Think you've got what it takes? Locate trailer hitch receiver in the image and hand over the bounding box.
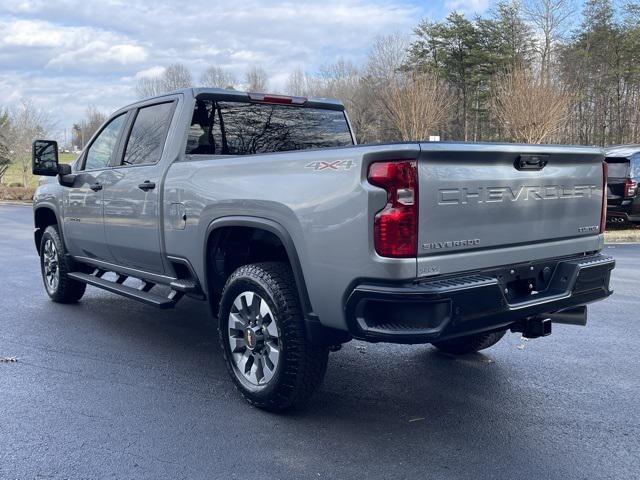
[511,317,552,338]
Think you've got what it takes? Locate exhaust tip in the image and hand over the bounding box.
[548,306,588,326]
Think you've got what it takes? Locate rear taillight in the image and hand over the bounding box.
[624,178,637,197]
[600,161,608,233]
[368,160,418,258]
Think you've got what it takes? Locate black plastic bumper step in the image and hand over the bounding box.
[68,272,177,309]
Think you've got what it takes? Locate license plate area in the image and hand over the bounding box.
[492,261,558,303]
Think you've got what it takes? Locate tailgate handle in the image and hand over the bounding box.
[515,154,548,171]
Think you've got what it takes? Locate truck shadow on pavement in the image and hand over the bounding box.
[55,290,531,420]
[70,290,534,424]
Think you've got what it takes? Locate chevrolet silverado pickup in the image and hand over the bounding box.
[31,88,615,411]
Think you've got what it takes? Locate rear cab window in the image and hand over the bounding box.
[122,102,175,166]
[186,99,353,155]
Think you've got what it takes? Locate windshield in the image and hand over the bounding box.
[606,157,630,178]
[186,100,353,155]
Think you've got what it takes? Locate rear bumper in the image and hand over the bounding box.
[608,201,640,222]
[607,211,640,223]
[344,253,615,344]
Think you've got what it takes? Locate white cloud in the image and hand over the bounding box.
[0,20,70,48]
[0,0,426,138]
[134,66,166,79]
[47,42,148,68]
[1,1,44,15]
[445,0,491,14]
[0,17,147,72]
[229,50,262,63]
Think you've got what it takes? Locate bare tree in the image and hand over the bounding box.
[135,63,193,99]
[200,66,236,89]
[318,60,361,97]
[136,76,165,98]
[162,63,193,91]
[522,0,574,81]
[286,68,308,96]
[71,106,107,150]
[246,66,269,92]
[6,101,54,186]
[491,67,572,143]
[363,34,412,141]
[365,33,410,81]
[379,72,452,141]
[84,107,106,139]
[313,59,381,142]
[0,109,11,183]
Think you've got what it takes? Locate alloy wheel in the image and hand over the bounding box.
[227,291,281,387]
[42,238,59,294]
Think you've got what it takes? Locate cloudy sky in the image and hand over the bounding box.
[0,0,494,140]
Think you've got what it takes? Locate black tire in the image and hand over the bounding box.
[218,262,328,411]
[39,225,86,303]
[431,329,507,355]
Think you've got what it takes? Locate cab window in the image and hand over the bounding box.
[122,102,174,166]
[84,114,126,170]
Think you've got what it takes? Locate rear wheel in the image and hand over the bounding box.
[431,329,507,355]
[39,225,86,303]
[218,262,328,411]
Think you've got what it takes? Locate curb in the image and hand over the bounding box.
[0,201,33,206]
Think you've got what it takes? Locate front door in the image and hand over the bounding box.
[63,113,128,262]
[102,101,176,274]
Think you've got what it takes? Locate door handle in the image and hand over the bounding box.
[138,181,156,191]
[90,182,102,192]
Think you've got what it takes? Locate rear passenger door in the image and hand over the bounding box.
[102,100,177,274]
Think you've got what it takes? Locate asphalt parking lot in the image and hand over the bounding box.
[1,203,639,480]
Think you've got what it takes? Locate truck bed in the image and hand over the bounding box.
[164,141,606,331]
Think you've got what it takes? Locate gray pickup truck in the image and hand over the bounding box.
[32,88,615,410]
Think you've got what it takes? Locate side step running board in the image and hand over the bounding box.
[169,279,205,300]
[68,271,180,309]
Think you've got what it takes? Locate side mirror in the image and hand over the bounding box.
[58,163,72,175]
[32,140,60,176]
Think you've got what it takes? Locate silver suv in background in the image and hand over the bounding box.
[605,145,640,225]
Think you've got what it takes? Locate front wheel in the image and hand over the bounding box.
[218,262,329,411]
[431,329,507,355]
[39,225,86,303]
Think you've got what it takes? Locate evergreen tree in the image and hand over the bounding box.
[408,4,535,141]
[409,12,483,140]
[560,0,622,144]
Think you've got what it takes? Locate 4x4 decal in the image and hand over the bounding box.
[305,160,355,171]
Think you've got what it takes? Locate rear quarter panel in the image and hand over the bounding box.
[162,143,420,330]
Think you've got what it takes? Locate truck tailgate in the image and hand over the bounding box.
[418,143,605,259]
